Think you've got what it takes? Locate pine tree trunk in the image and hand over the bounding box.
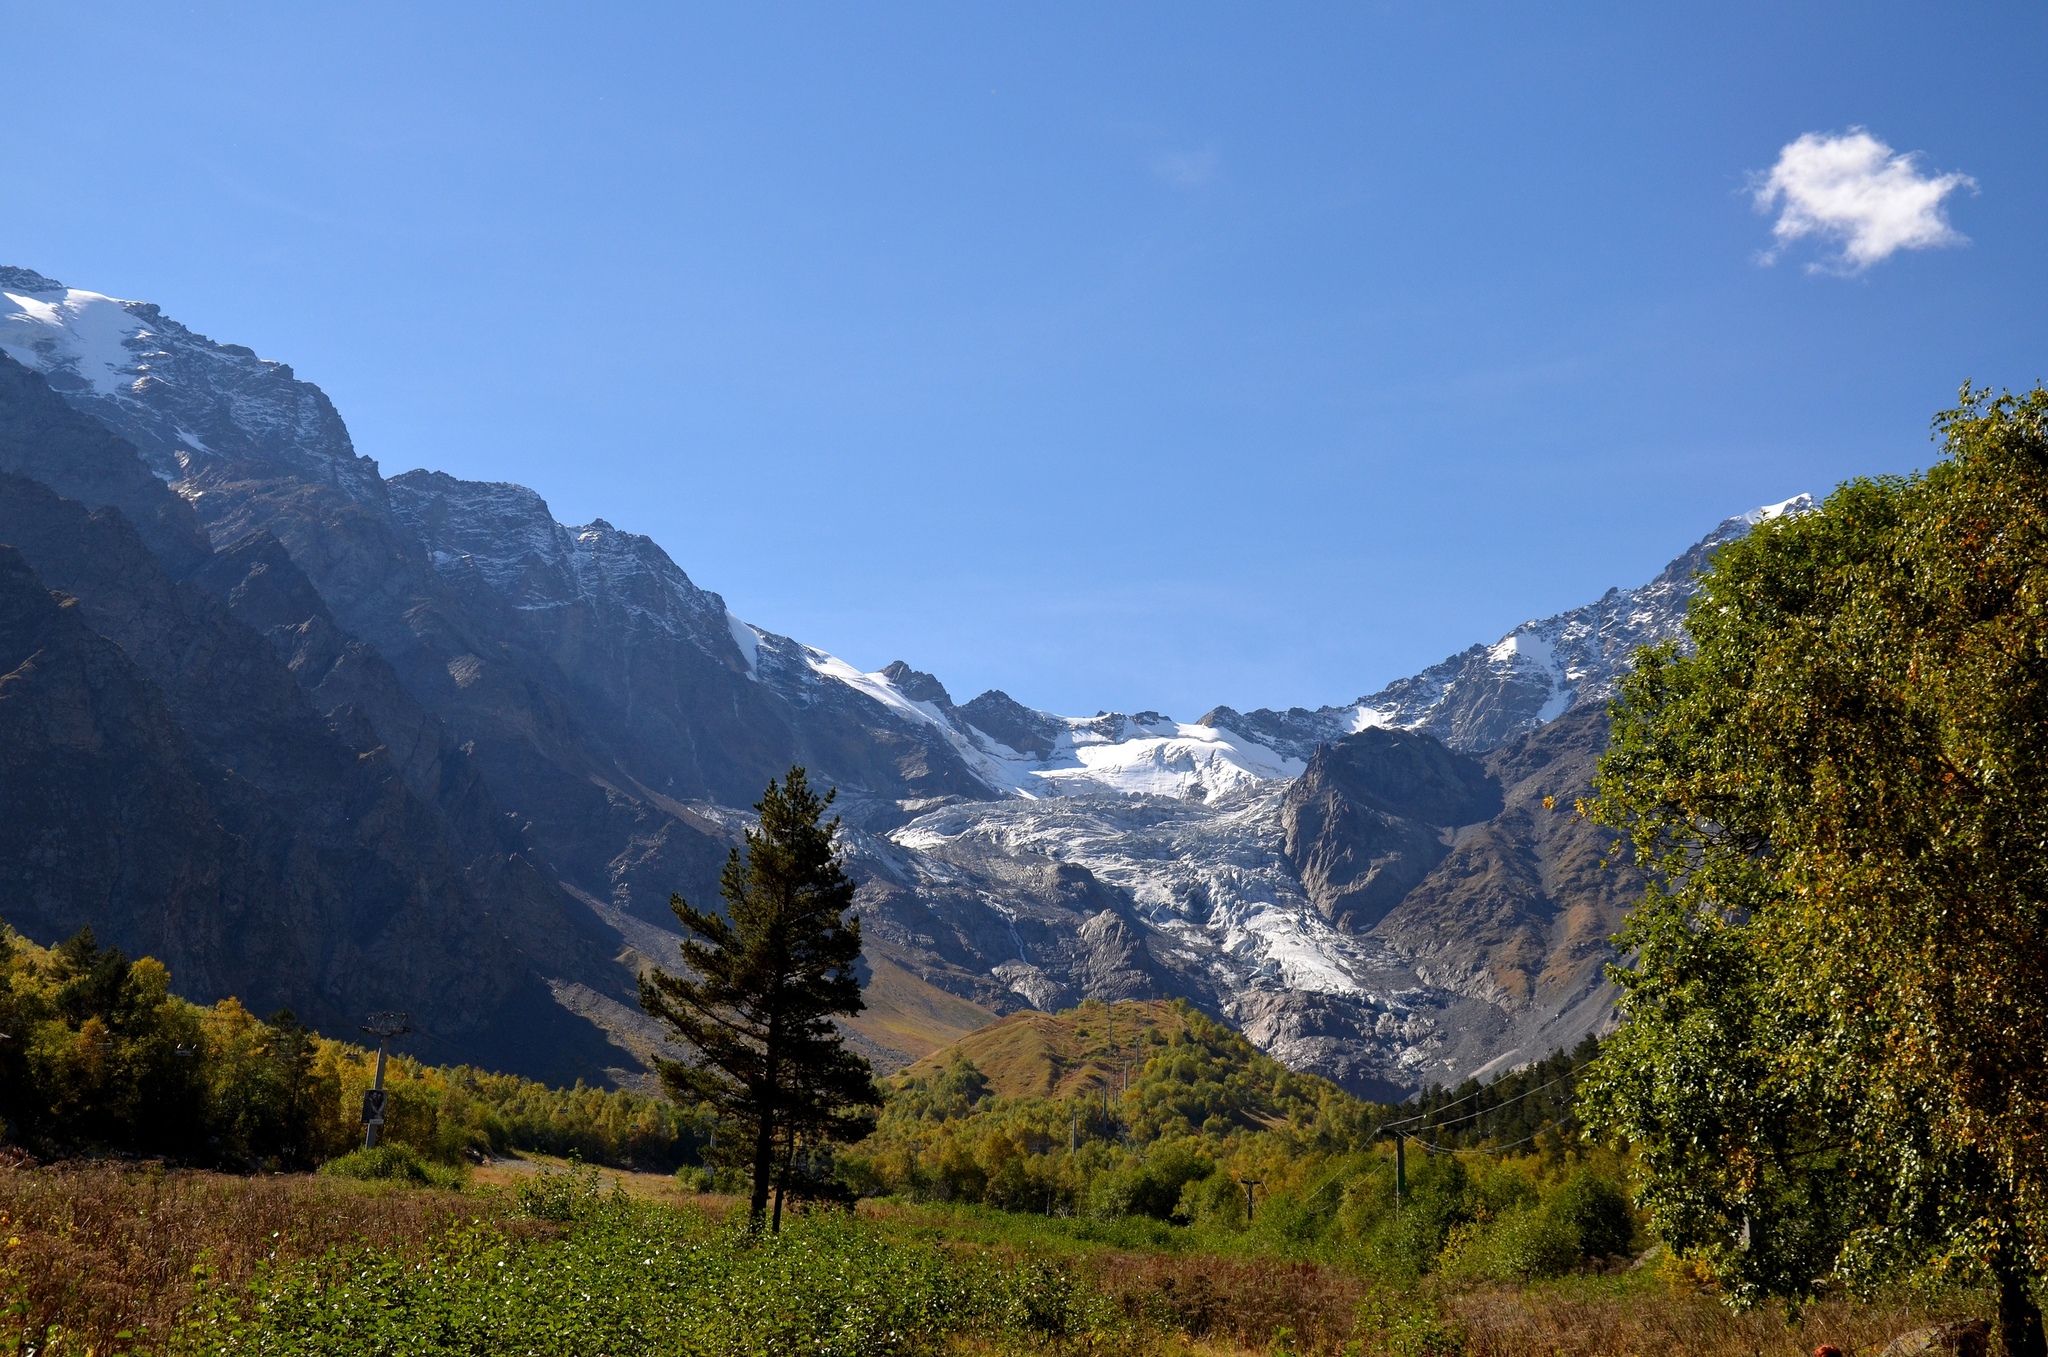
[749,1108,775,1230]
[772,1176,785,1234]
[1997,1254,2045,1357]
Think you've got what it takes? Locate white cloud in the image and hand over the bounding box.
[1752,128,1974,273]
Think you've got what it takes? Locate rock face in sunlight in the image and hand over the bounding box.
[0,263,1795,1092]
[1283,728,1501,933]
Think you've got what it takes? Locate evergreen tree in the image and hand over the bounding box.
[639,767,879,1230]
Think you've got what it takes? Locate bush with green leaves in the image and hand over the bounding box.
[173,1192,1123,1357]
[316,1143,466,1190]
[515,1159,611,1221]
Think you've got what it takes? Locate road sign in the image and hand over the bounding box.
[361,1088,387,1126]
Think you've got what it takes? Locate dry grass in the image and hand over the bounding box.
[466,1150,740,1206]
[1449,1282,1987,1356]
[0,1157,545,1352]
[0,1161,1999,1357]
[1088,1252,1367,1352]
[844,950,1001,1067]
[899,1000,1193,1099]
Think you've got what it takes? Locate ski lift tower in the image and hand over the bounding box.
[359,1011,411,1149]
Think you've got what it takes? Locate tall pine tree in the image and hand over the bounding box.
[639,767,878,1230]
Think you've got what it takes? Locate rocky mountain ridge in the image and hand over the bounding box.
[0,265,1801,1093]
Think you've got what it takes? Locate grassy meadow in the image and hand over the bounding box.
[0,940,2005,1356]
[0,1155,1989,1356]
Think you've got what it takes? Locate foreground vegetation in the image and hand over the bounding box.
[1585,386,2048,1352]
[0,925,705,1171]
[0,1160,1990,1356]
[0,938,2013,1353]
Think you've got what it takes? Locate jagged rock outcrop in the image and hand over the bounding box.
[957,690,1063,759]
[1282,728,1501,932]
[1372,705,1638,1068]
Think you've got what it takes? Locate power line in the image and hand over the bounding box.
[1410,1066,1586,1134]
[1379,1062,1576,1131]
[1410,1129,1546,1157]
[1379,1061,1591,1134]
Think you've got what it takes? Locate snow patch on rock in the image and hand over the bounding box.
[0,284,148,398]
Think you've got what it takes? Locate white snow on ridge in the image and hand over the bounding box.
[727,612,761,678]
[791,647,1305,802]
[1744,493,1816,525]
[1032,721,1302,800]
[805,650,958,737]
[0,285,152,398]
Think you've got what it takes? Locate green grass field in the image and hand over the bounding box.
[0,1160,1988,1357]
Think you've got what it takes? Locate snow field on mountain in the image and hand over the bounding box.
[893,788,1391,1004]
[727,612,762,676]
[0,285,149,398]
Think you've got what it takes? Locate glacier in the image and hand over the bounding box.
[0,261,1813,1093]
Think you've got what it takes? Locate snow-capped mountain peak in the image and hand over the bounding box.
[0,265,380,498]
[1743,493,1816,526]
[1201,496,1814,759]
[0,272,147,399]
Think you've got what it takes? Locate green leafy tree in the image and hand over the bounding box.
[1583,387,2048,1356]
[640,767,879,1230]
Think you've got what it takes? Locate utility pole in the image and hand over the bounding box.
[359,1011,411,1149]
[1239,1176,1262,1222]
[1395,1135,1407,1206]
[1106,1002,1116,1103]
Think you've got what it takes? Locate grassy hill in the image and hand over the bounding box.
[840,951,998,1068]
[897,997,1195,1099]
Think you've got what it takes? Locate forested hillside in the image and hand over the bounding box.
[0,924,701,1171]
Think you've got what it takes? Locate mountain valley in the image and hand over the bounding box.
[0,264,1806,1094]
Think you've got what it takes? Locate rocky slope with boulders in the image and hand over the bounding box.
[0,264,1801,1093]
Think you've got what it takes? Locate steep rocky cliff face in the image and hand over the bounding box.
[0,264,1787,1094]
[1282,729,1501,933]
[1302,712,1638,1080]
[0,352,210,574]
[0,370,627,1080]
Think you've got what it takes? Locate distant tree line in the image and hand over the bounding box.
[0,922,708,1172]
[1407,1036,1602,1153]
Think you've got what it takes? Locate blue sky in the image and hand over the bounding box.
[3,4,2042,717]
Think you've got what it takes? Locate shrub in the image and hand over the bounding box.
[1090,1138,1215,1221]
[317,1143,465,1189]
[516,1159,609,1221]
[1448,1201,1581,1281]
[1552,1169,1635,1259]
